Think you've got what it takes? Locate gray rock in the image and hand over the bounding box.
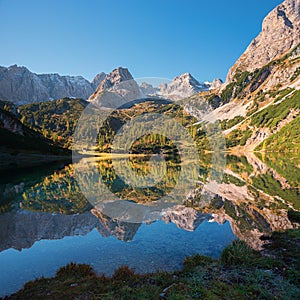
[0,65,95,104]
[89,67,144,107]
[227,0,300,83]
[158,73,207,101]
[91,72,106,89]
[140,73,209,101]
[209,78,223,90]
[140,82,159,95]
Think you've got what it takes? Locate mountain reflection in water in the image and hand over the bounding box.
[0,152,299,296]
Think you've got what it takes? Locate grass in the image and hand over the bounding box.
[220,240,257,266]
[6,228,300,300]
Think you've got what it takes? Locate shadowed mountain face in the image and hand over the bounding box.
[0,101,70,171]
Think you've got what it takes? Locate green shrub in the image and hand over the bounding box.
[226,129,252,148]
[255,115,300,152]
[250,90,300,129]
[183,254,214,270]
[56,263,96,278]
[288,209,300,223]
[221,240,257,266]
[220,116,244,130]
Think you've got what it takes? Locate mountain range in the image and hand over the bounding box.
[0,64,221,104]
[0,0,299,270]
[0,0,299,168]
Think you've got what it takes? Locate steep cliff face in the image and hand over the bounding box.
[227,0,300,83]
[0,65,95,104]
[198,0,300,151]
[94,67,133,91]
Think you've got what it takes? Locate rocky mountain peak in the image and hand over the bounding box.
[139,73,212,101]
[227,0,300,83]
[88,67,143,107]
[157,72,207,101]
[91,72,106,89]
[96,67,134,91]
[209,78,223,90]
[172,72,201,87]
[139,82,159,95]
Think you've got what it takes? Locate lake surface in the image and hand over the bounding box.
[0,152,299,297]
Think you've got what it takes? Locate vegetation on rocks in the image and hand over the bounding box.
[225,129,252,148]
[220,116,244,130]
[255,115,300,152]
[250,90,300,129]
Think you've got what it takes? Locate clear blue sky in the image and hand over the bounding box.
[0,0,283,82]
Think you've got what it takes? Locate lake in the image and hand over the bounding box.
[0,152,299,297]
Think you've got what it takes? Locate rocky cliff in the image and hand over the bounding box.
[91,72,106,89]
[0,65,106,104]
[196,0,300,151]
[88,67,144,107]
[140,74,221,101]
[0,64,217,105]
[158,73,208,101]
[227,0,300,83]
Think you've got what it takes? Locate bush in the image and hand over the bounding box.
[288,209,300,223]
[183,254,214,270]
[56,263,96,278]
[112,266,136,281]
[221,240,258,266]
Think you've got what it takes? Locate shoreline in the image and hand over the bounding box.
[4,219,300,299]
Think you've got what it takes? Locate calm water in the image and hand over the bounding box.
[0,152,299,297]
